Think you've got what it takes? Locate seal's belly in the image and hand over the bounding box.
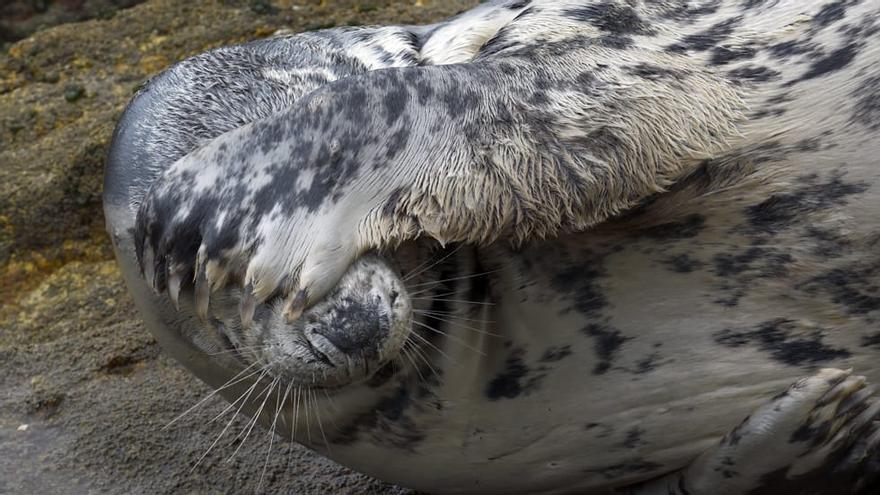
[100,0,880,491]
[318,148,880,493]
[104,133,880,495]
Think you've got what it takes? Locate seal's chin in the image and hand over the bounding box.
[228,255,412,388]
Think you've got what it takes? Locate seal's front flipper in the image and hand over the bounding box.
[136,5,748,322]
[622,368,880,495]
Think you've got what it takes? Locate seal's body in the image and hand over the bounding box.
[105,1,880,493]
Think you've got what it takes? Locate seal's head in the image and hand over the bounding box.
[216,255,414,388]
[100,35,434,392]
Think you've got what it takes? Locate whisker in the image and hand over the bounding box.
[322,389,340,414]
[164,362,261,429]
[311,388,332,455]
[410,332,459,373]
[316,391,340,432]
[407,336,445,378]
[258,381,289,493]
[403,243,464,282]
[400,346,427,383]
[304,384,313,445]
[411,296,495,306]
[294,386,302,440]
[413,311,500,338]
[407,269,502,290]
[192,368,268,473]
[407,328,460,365]
[415,309,495,325]
[231,377,276,444]
[228,376,279,462]
[412,320,486,356]
[206,345,268,356]
[210,370,272,424]
[285,384,299,473]
[413,290,458,299]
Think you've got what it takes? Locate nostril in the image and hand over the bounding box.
[315,300,390,356]
[320,319,384,354]
[389,290,399,305]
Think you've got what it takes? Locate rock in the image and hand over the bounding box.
[0,1,149,46]
[0,1,478,493]
[62,84,84,103]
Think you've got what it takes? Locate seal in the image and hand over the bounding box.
[104,1,880,493]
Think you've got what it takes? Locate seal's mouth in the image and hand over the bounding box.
[220,255,413,388]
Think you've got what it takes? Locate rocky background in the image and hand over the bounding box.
[0,1,477,493]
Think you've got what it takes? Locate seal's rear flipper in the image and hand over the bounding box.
[623,368,880,495]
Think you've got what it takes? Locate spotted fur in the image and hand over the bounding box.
[133,0,746,322]
[103,1,880,493]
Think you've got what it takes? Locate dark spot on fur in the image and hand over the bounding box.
[621,427,646,449]
[713,247,793,278]
[638,214,706,240]
[485,348,545,400]
[799,263,880,315]
[812,0,851,28]
[498,62,517,76]
[582,323,632,375]
[634,352,662,374]
[862,333,880,348]
[333,384,424,450]
[382,77,410,126]
[851,75,880,130]
[710,45,758,66]
[787,43,861,86]
[409,70,435,105]
[745,174,869,234]
[717,456,739,479]
[485,348,528,400]
[626,63,683,80]
[714,319,852,366]
[549,249,609,316]
[383,126,411,161]
[728,65,781,83]
[806,226,852,258]
[767,40,816,60]
[506,0,530,9]
[563,2,654,35]
[529,90,550,106]
[540,345,572,363]
[598,35,634,49]
[663,253,705,273]
[479,26,521,59]
[667,17,742,53]
[711,245,796,307]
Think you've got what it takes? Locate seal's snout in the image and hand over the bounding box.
[244,254,412,388]
[311,296,390,357]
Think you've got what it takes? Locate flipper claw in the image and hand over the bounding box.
[284,290,309,324]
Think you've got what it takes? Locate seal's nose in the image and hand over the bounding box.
[314,295,390,356]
